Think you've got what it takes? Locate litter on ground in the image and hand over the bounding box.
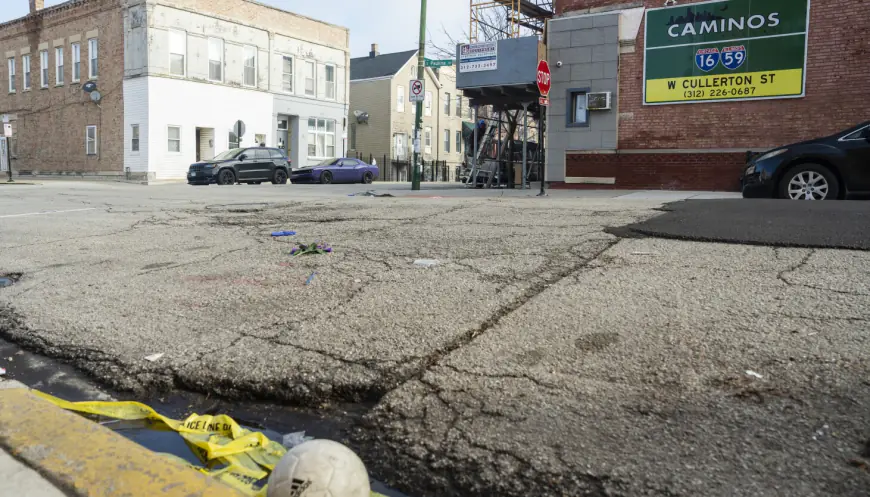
[745,370,763,379]
[271,230,297,237]
[33,391,387,497]
[144,353,165,362]
[290,243,333,256]
[413,259,440,268]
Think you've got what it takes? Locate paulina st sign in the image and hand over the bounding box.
[643,0,810,105]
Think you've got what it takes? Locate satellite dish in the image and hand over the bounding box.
[90,91,102,103]
[353,110,363,117]
[82,81,97,93]
[356,112,369,124]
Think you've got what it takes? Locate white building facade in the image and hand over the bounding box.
[123,0,349,181]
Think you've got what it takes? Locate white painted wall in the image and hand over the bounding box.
[145,76,272,179]
[123,77,149,175]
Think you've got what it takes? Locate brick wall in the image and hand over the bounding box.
[556,0,870,150]
[561,152,746,190]
[0,0,124,175]
[556,0,633,14]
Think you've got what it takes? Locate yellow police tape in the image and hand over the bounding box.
[32,391,386,497]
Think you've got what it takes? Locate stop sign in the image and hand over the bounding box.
[537,60,551,96]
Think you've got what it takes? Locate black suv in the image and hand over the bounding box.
[187,147,291,185]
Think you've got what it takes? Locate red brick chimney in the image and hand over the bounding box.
[29,0,45,14]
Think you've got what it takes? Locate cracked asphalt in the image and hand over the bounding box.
[1,182,868,496]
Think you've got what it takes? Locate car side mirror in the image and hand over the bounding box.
[239,154,248,160]
[862,128,870,141]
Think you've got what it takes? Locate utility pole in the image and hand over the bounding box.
[411,0,427,191]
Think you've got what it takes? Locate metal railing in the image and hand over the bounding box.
[353,152,452,182]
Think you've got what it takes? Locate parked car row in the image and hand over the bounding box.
[742,121,870,200]
[187,147,379,186]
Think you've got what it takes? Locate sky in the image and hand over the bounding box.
[2,0,470,58]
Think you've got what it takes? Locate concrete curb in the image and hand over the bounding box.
[0,388,246,497]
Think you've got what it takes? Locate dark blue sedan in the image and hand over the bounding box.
[290,158,379,184]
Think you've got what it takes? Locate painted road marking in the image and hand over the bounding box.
[0,208,97,219]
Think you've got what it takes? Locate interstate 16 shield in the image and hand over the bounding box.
[694,47,721,73]
[721,45,747,70]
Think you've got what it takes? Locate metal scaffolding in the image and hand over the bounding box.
[469,0,554,43]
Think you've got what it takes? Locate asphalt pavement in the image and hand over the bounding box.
[628,199,870,249]
[0,182,867,497]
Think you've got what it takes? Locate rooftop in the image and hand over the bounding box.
[350,49,418,81]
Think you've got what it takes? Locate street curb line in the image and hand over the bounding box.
[0,388,247,497]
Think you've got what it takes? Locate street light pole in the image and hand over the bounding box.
[411,0,427,191]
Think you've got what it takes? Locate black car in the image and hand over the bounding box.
[742,122,870,200]
[187,147,290,185]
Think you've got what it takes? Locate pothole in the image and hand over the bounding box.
[205,202,274,213]
[0,273,22,288]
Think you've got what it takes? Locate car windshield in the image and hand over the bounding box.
[317,159,338,166]
[213,148,244,160]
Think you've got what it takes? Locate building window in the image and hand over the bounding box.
[394,134,405,159]
[456,130,462,154]
[167,126,181,152]
[243,45,256,87]
[38,51,47,88]
[88,38,98,78]
[424,92,432,116]
[169,30,186,76]
[397,86,405,112]
[208,38,223,82]
[568,89,589,127]
[444,129,450,153]
[424,127,431,153]
[7,58,15,93]
[71,43,80,82]
[86,125,97,155]
[228,131,239,149]
[131,124,140,152]
[23,55,31,90]
[307,118,335,158]
[281,56,293,93]
[324,64,336,100]
[456,95,461,116]
[304,61,315,96]
[55,47,64,85]
[444,92,450,115]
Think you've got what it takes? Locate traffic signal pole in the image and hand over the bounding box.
[411,0,427,191]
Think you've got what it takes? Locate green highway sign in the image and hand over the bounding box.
[425,59,453,68]
[644,0,810,105]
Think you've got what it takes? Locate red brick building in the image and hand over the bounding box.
[548,0,870,191]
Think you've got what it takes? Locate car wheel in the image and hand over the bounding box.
[362,172,373,184]
[779,164,839,200]
[217,168,236,186]
[272,169,288,185]
[320,171,333,184]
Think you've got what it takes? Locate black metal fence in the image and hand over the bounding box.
[353,152,451,182]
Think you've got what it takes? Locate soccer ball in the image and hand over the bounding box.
[267,440,370,497]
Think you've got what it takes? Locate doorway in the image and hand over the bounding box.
[196,127,215,162]
[276,117,290,157]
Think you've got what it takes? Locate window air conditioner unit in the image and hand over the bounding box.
[586,92,612,110]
